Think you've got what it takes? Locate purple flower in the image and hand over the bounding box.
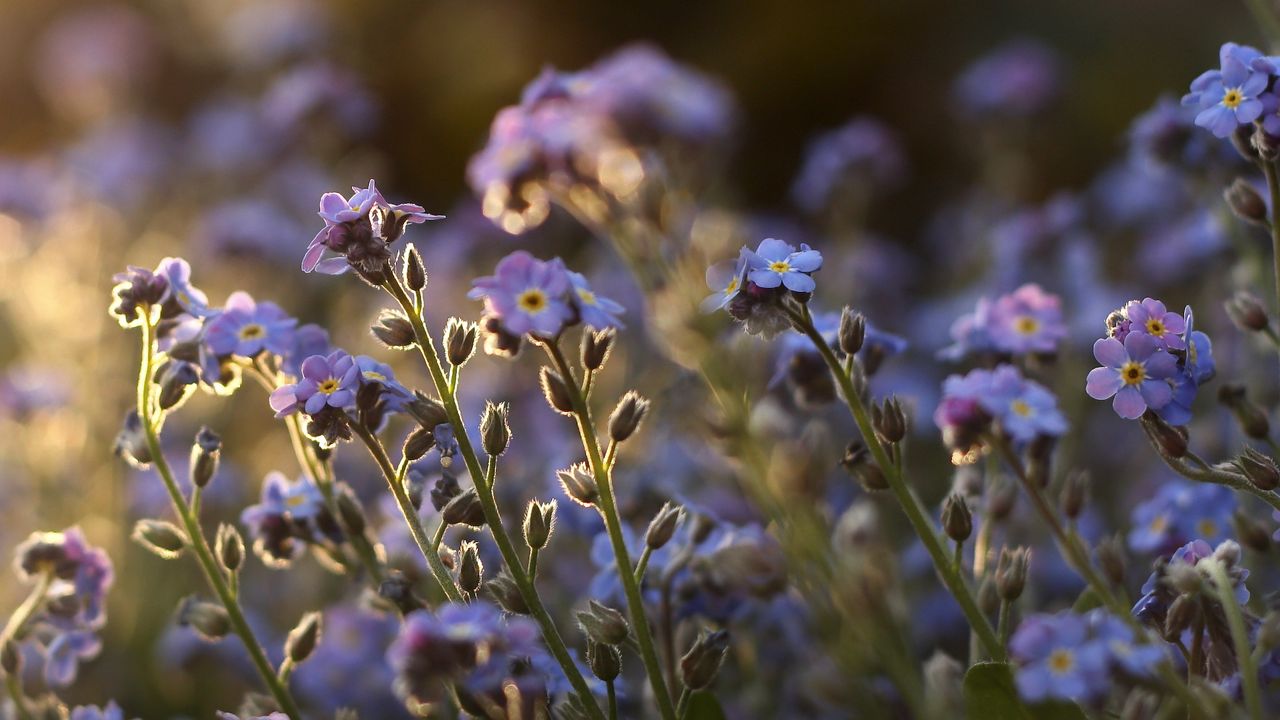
[1085,333,1177,419]
[1123,297,1186,351]
[1184,43,1273,138]
[468,251,575,337]
[1134,540,1250,628]
[1009,612,1111,703]
[155,257,212,318]
[241,472,333,568]
[108,264,171,328]
[1085,610,1165,679]
[983,365,1068,442]
[388,601,541,706]
[204,291,297,359]
[355,355,412,413]
[69,702,126,720]
[568,271,625,329]
[304,179,443,274]
[269,350,360,418]
[1129,480,1235,556]
[790,116,906,213]
[953,39,1062,119]
[743,238,823,293]
[701,249,750,313]
[988,284,1067,354]
[281,324,332,377]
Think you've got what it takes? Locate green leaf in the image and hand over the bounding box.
[684,691,727,720]
[963,662,1087,720]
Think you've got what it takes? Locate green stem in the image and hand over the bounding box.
[0,573,52,648]
[676,688,692,719]
[381,276,606,720]
[1245,0,1280,49]
[543,338,678,720]
[634,545,653,584]
[607,680,618,720]
[528,547,540,581]
[1264,160,1280,332]
[351,424,462,603]
[1208,561,1263,720]
[997,600,1012,648]
[136,315,303,720]
[6,674,31,720]
[787,304,1004,661]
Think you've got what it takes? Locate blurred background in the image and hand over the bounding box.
[0,0,1274,716]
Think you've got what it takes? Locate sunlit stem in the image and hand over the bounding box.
[135,312,303,720]
[785,303,1004,661]
[542,337,678,720]
[379,273,607,720]
[1207,560,1263,720]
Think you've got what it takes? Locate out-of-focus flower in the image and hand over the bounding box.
[1009,611,1109,703]
[953,39,1062,119]
[468,251,575,338]
[241,472,339,568]
[942,284,1066,359]
[1129,480,1235,556]
[935,365,1066,450]
[791,116,906,214]
[305,180,442,274]
[568,271,626,329]
[69,702,128,720]
[702,249,750,313]
[204,291,297,359]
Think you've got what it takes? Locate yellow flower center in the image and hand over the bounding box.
[317,378,340,394]
[577,288,597,306]
[769,260,791,273]
[1197,519,1217,537]
[1149,515,1168,533]
[1014,316,1039,335]
[724,277,739,296]
[1223,88,1244,108]
[363,370,387,383]
[1011,399,1032,417]
[1120,361,1145,386]
[518,289,548,313]
[1144,318,1165,336]
[1048,649,1075,675]
[239,323,265,340]
[286,494,308,508]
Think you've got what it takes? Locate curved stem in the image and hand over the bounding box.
[350,424,462,603]
[542,338,679,720]
[1208,561,1263,720]
[380,276,606,720]
[6,674,31,720]
[786,304,1004,661]
[1264,160,1280,355]
[136,315,302,720]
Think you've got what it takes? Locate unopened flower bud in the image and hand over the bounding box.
[480,401,511,457]
[190,427,222,488]
[379,570,426,615]
[113,410,153,468]
[403,426,433,461]
[586,639,622,682]
[1213,539,1242,568]
[646,502,684,550]
[335,485,367,536]
[581,328,616,371]
[156,361,199,410]
[1167,564,1202,595]
[1219,384,1271,439]
[442,490,487,528]
[578,601,630,645]
[941,494,971,543]
[1236,446,1280,491]
[444,317,478,367]
[680,630,729,690]
[978,576,1000,615]
[429,474,461,512]
[523,500,555,551]
[407,392,448,429]
[1259,611,1280,653]
[995,547,1030,601]
[1235,511,1271,553]
[540,367,574,415]
[285,611,323,664]
[404,245,427,291]
[1,640,19,676]
[557,464,599,507]
[1224,177,1268,226]
[484,573,529,614]
[838,308,866,356]
[215,523,244,574]
[1163,594,1197,640]
[841,441,887,491]
[1146,415,1188,458]
[1060,469,1089,520]
[1225,292,1271,334]
[871,397,907,444]
[458,541,483,594]
[1095,535,1127,587]
[985,475,1018,521]
[371,310,416,349]
[608,391,650,443]
[179,598,231,641]
[132,519,187,559]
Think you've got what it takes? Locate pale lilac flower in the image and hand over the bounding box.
[1085,333,1178,419]
[468,251,575,337]
[743,238,823,293]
